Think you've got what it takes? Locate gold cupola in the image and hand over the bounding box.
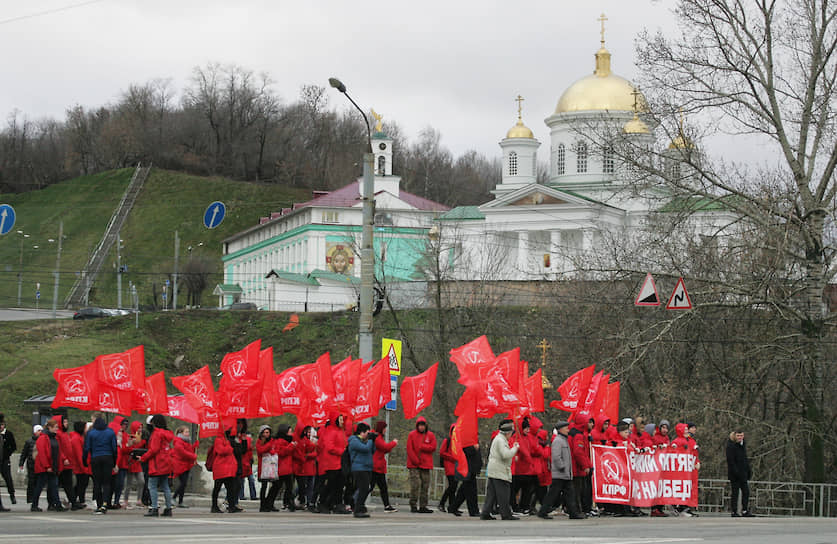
[506,94,535,139]
[555,14,648,114]
[668,109,696,149]
[623,88,651,134]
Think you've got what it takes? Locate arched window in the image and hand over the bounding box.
[377,155,386,176]
[603,145,614,174]
[508,151,518,175]
[556,144,565,175]
[666,158,682,180]
[576,142,588,173]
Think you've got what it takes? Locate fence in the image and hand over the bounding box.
[382,467,837,517]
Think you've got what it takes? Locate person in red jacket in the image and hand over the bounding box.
[32,418,63,512]
[121,421,146,509]
[317,411,350,514]
[438,424,458,513]
[406,416,437,513]
[370,420,398,512]
[210,431,242,513]
[590,414,610,445]
[139,414,174,517]
[294,425,318,510]
[533,427,552,512]
[70,421,90,508]
[237,430,257,503]
[108,416,128,508]
[568,412,594,516]
[54,415,82,510]
[517,417,543,514]
[654,420,671,447]
[264,424,297,512]
[170,426,198,508]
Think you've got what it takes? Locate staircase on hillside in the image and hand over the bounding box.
[64,163,152,309]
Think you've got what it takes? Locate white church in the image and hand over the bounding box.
[218,20,736,311]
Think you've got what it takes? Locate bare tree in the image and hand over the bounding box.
[601,0,837,482]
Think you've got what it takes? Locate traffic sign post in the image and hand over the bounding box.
[666,277,693,310]
[634,273,660,306]
[0,204,16,235]
[381,338,402,439]
[204,201,226,229]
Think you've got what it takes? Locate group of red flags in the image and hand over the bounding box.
[443,336,546,477]
[52,340,395,437]
[550,364,620,424]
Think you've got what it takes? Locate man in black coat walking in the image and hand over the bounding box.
[726,430,754,517]
[0,413,17,507]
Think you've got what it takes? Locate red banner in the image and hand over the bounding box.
[401,362,438,419]
[592,445,698,507]
[552,364,595,413]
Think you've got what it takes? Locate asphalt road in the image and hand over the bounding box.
[1,505,835,544]
[0,308,74,321]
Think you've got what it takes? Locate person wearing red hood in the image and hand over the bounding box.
[533,427,552,512]
[294,425,318,510]
[108,416,128,509]
[407,416,437,513]
[70,421,91,508]
[590,414,611,445]
[370,420,398,512]
[265,423,297,512]
[317,411,350,514]
[568,412,594,517]
[139,414,174,517]
[54,415,82,510]
[171,425,198,508]
[438,424,458,513]
[511,417,541,515]
[121,421,146,509]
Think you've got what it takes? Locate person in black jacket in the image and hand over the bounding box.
[447,443,483,517]
[18,425,42,504]
[0,414,17,507]
[726,430,754,517]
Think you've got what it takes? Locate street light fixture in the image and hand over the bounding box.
[329,76,375,365]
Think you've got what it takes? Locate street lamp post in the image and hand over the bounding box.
[51,221,63,319]
[17,230,29,306]
[329,77,375,365]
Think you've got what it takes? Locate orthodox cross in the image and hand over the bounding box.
[515,94,525,121]
[598,13,608,46]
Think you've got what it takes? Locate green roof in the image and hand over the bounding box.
[436,206,486,221]
[658,195,737,213]
[265,269,360,286]
[213,284,242,293]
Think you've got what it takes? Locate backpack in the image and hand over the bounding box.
[205,441,216,472]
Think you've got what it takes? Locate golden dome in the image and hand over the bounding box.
[506,119,534,139]
[555,44,648,114]
[623,113,650,135]
[668,134,695,149]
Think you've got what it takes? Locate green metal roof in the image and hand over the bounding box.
[309,269,360,285]
[265,271,320,286]
[265,269,360,286]
[436,206,486,221]
[214,284,243,293]
[658,195,737,213]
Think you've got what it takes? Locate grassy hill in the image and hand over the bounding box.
[0,169,310,310]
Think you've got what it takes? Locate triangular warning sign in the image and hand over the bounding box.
[634,273,660,306]
[387,344,398,372]
[666,277,692,310]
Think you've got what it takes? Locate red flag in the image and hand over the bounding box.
[332,358,362,413]
[171,365,218,411]
[274,365,305,415]
[450,389,478,477]
[165,395,201,424]
[524,369,545,413]
[219,340,262,389]
[298,353,335,426]
[141,371,168,414]
[553,365,595,413]
[96,345,146,411]
[493,348,521,394]
[353,359,389,420]
[599,381,620,423]
[450,336,495,377]
[257,347,281,416]
[198,407,223,438]
[580,370,606,414]
[52,363,98,410]
[401,362,438,419]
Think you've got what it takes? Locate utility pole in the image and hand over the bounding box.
[52,221,63,319]
[173,230,179,310]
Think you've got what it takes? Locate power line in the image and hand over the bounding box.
[0,0,109,26]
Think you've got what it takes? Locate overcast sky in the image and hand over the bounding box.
[0,0,682,161]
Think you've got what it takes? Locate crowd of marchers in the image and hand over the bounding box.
[0,411,754,519]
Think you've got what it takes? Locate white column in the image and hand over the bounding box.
[550,230,562,275]
[517,231,529,275]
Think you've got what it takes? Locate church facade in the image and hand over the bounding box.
[219,19,737,311]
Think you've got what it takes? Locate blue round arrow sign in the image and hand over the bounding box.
[204,201,226,229]
[0,204,16,235]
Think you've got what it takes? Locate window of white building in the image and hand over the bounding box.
[509,151,518,175]
[556,144,565,175]
[576,142,588,173]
